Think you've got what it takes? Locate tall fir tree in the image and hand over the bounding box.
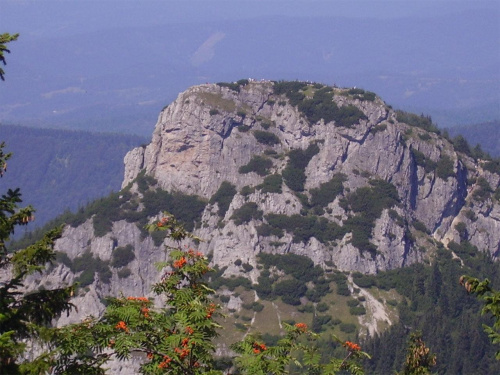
[0,33,75,374]
[0,32,19,80]
[0,142,75,373]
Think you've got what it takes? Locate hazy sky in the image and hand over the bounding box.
[1,0,498,134]
[3,0,498,38]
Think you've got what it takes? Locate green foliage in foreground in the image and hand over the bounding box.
[3,48,74,373]
[52,213,369,374]
[232,326,369,375]
[460,276,500,360]
[0,142,75,374]
[0,33,19,80]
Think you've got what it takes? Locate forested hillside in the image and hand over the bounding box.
[363,245,500,373]
[447,120,500,158]
[0,124,147,227]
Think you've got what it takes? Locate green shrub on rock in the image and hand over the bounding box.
[282,143,320,192]
[253,130,280,145]
[239,156,273,176]
[210,181,237,217]
[111,244,135,268]
[231,202,263,225]
[257,174,283,193]
[436,155,455,180]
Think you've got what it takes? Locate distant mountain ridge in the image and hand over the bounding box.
[447,120,500,158]
[0,124,147,227]
[1,8,498,135]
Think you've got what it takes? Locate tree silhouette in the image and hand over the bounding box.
[0,33,19,80]
[0,34,75,374]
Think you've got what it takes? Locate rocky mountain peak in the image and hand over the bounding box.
[21,80,500,373]
[123,81,391,199]
[119,80,499,274]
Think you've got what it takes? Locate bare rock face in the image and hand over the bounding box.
[42,82,500,305]
[120,81,499,275]
[43,81,499,307]
[30,80,499,373]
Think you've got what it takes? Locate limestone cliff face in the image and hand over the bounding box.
[120,81,498,274]
[25,81,499,373]
[34,80,499,316]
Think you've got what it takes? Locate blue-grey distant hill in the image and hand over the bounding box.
[0,125,147,228]
[447,120,500,158]
[1,2,498,136]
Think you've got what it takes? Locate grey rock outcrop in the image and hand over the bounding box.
[29,80,500,373]
[40,81,498,304]
[120,82,498,274]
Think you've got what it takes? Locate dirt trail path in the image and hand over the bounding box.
[348,275,393,337]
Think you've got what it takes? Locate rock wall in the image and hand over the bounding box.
[29,80,499,315]
[121,81,499,273]
[26,80,500,373]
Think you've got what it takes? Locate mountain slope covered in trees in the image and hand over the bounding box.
[363,245,500,373]
[0,124,147,227]
[447,120,500,158]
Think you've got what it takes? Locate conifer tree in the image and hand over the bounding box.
[0,32,19,80]
[0,35,75,374]
[0,141,75,374]
[461,275,500,360]
[398,331,436,375]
